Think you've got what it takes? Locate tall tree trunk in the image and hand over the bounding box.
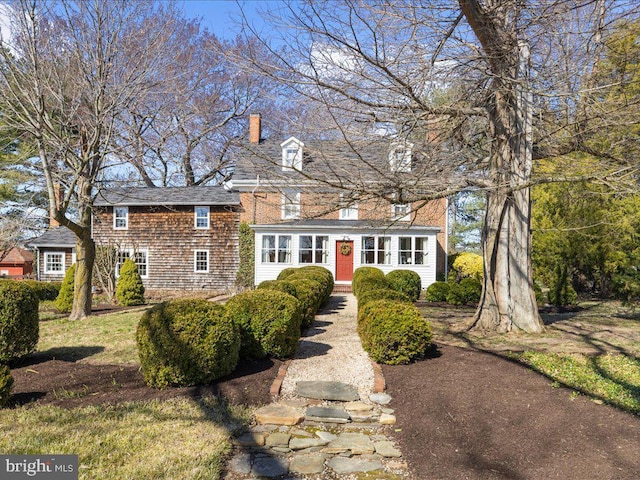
[69,179,95,321]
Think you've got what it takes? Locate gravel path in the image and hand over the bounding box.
[280,294,374,400]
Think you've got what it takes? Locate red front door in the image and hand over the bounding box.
[335,241,354,281]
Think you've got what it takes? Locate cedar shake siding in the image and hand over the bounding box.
[93,187,240,293]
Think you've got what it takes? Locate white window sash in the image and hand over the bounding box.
[194,206,210,229]
[194,250,209,273]
[113,206,128,230]
[44,252,65,274]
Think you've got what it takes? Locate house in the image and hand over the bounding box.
[29,227,77,282]
[0,247,34,279]
[92,186,240,293]
[232,114,448,289]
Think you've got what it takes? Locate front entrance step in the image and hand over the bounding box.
[296,380,360,401]
[332,284,353,293]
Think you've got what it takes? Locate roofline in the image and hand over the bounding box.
[94,199,241,207]
[250,223,442,233]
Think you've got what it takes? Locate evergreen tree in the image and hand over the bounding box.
[116,258,145,306]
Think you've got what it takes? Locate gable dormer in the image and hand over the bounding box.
[389,141,413,173]
[281,137,304,172]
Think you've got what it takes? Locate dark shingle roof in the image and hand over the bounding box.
[28,227,76,248]
[94,186,240,207]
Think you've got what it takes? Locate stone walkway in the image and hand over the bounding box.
[223,295,412,479]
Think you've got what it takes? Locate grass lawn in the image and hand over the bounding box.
[420,300,640,415]
[2,306,252,480]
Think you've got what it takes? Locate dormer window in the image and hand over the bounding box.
[281,137,304,171]
[390,143,413,173]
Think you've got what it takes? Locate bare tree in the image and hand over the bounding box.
[237,0,640,333]
[0,0,177,319]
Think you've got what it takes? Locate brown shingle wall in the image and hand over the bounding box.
[93,205,239,292]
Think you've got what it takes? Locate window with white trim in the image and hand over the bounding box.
[281,138,303,171]
[282,191,301,220]
[339,194,358,220]
[392,203,411,221]
[399,236,428,265]
[361,236,391,265]
[194,250,209,272]
[114,206,128,229]
[44,252,65,274]
[299,235,329,264]
[261,235,292,264]
[116,249,148,278]
[390,145,412,172]
[194,206,210,229]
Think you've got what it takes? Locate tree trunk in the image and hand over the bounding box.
[69,179,95,321]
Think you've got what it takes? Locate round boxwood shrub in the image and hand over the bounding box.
[257,280,298,298]
[23,280,61,301]
[136,299,239,388]
[296,266,334,304]
[446,277,482,306]
[352,266,385,297]
[357,299,432,365]
[0,280,39,363]
[224,289,302,359]
[277,268,298,280]
[386,270,421,301]
[357,276,391,297]
[424,281,450,302]
[0,364,13,408]
[287,277,324,328]
[357,288,411,311]
[55,263,75,313]
[116,258,145,306]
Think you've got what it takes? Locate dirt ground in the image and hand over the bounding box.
[383,345,640,479]
[9,353,281,409]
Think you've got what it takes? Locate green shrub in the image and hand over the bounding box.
[0,365,13,408]
[257,280,298,298]
[116,258,145,306]
[0,281,39,363]
[386,270,421,301]
[224,290,301,359]
[356,276,391,297]
[358,299,432,365]
[352,267,385,297]
[236,221,255,288]
[136,299,239,388]
[55,263,75,313]
[285,266,334,305]
[23,280,61,301]
[446,277,482,306]
[357,288,411,310]
[424,281,451,302]
[287,278,323,328]
[450,252,483,281]
[548,265,577,306]
[277,268,298,280]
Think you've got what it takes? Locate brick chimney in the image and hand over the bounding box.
[249,113,261,144]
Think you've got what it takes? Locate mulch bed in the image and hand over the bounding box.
[383,344,640,480]
[9,354,281,409]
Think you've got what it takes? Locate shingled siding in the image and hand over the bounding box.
[92,205,239,292]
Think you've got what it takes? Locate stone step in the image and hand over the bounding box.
[295,381,360,401]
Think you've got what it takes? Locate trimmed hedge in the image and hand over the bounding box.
[23,280,61,301]
[424,281,451,302]
[257,280,298,298]
[55,263,75,313]
[136,299,239,388]
[446,277,482,306]
[0,281,39,363]
[116,258,145,306]
[356,276,391,297]
[287,277,324,328]
[386,270,421,301]
[352,267,385,297]
[358,299,432,365]
[357,288,411,310]
[225,289,302,359]
[0,364,12,408]
[284,266,334,306]
[277,268,298,281]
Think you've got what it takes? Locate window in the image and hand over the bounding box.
[284,147,298,170]
[339,195,358,220]
[392,203,411,221]
[261,235,292,264]
[194,206,210,229]
[399,236,428,265]
[117,249,148,278]
[281,138,304,171]
[390,145,412,172]
[361,236,391,265]
[282,191,301,220]
[114,206,128,229]
[44,252,65,274]
[299,235,329,264]
[194,250,209,273]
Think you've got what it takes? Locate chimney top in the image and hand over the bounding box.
[249,113,261,144]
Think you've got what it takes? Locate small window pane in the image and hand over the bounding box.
[262,235,276,263]
[195,206,209,229]
[362,236,375,264]
[278,235,292,263]
[315,236,329,263]
[299,235,313,263]
[399,237,412,264]
[195,250,209,272]
[415,237,427,265]
[114,207,128,229]
[45,253,64,273]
